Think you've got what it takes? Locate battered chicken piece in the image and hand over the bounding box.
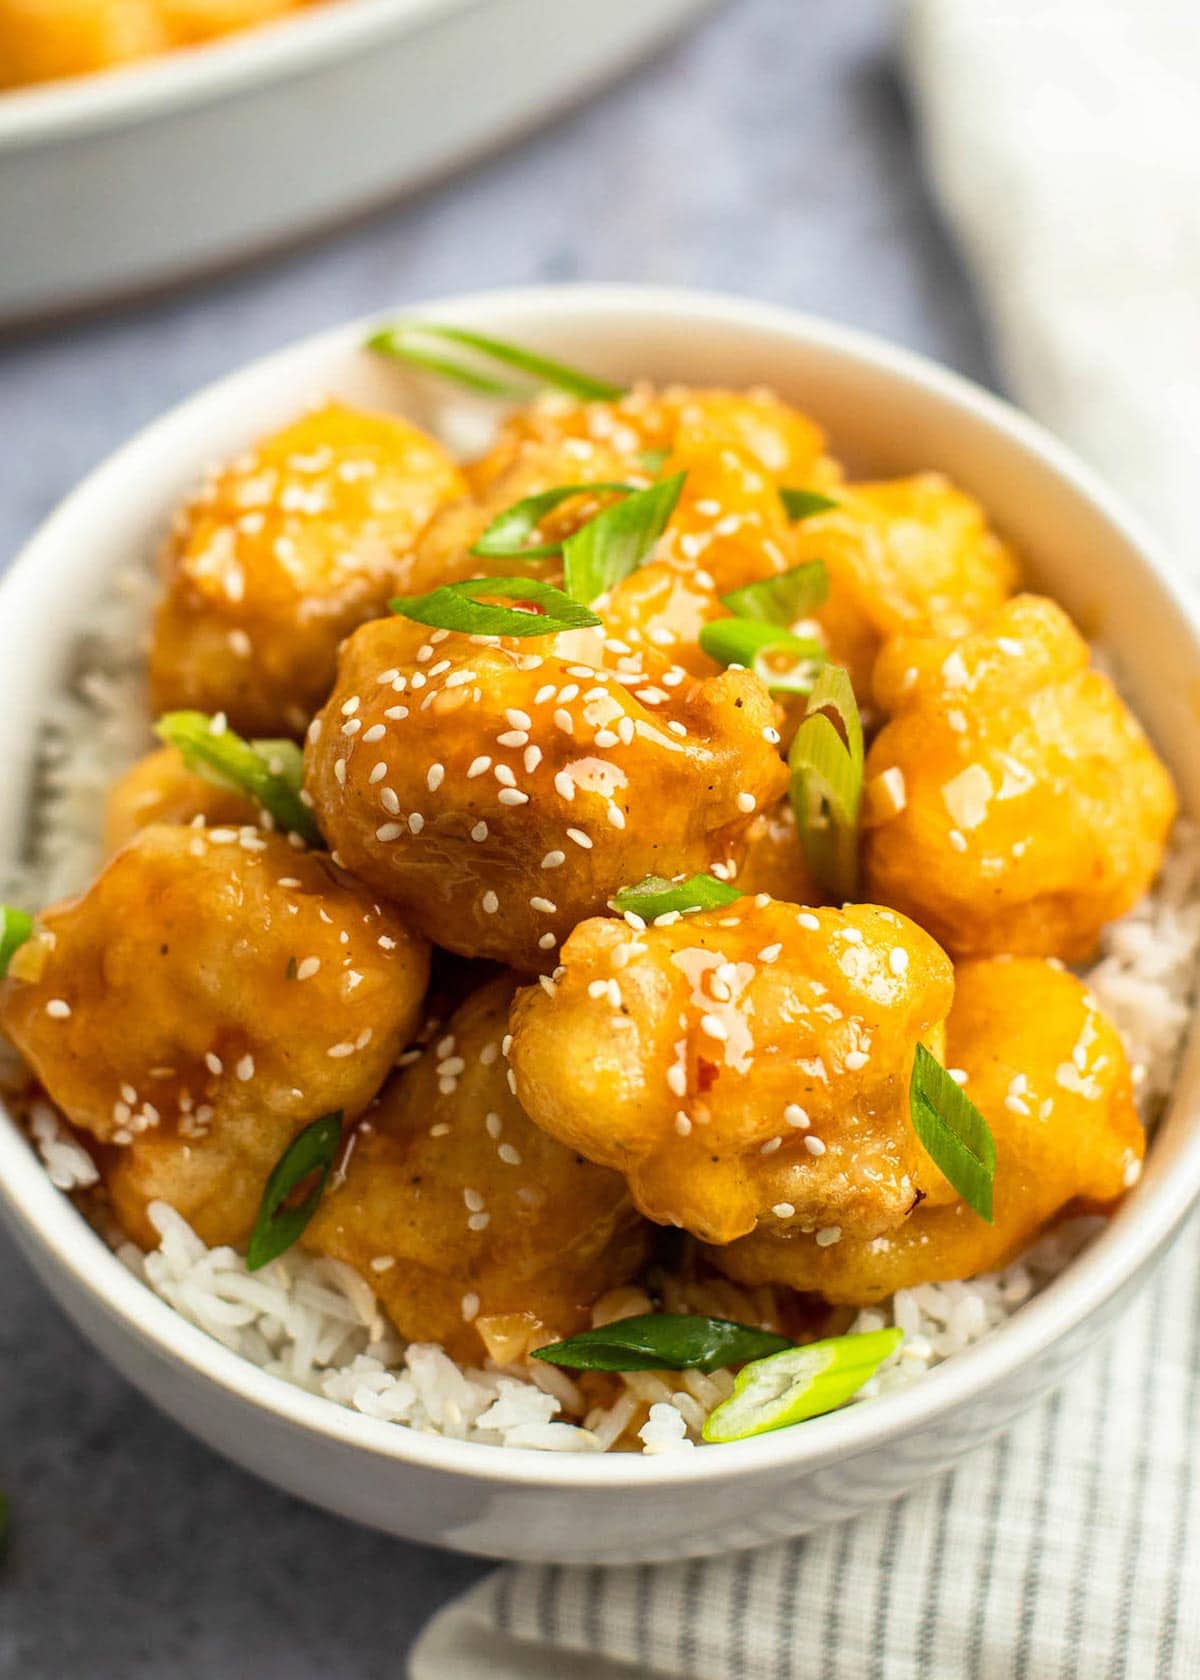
[470,384,835,496]
[404,435,641,599]
[711,958,1144,1302]
[149,403,466,738]
[789,474,1018,697]
[863,594,1177,961]
[305,977,650,1363]
[734,798,823,906]
[508,898,955,1247]
[0,825,429,1250]
[305,614,787,971]
[103,745,258,853]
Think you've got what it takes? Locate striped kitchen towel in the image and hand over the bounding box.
[412,3,1200,1672]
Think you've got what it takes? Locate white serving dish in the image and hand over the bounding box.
[0,0,713,326]
[0,284,1198,1564]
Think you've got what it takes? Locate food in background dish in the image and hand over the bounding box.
[0,325,1185,1453]
[0,0,333,90]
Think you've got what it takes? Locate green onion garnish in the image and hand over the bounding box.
[719,559,829,624]
[0,907,34,976]
[638,447,670,474]
[701,1328,902,1442]
[561,472,687,604]
[366,322,625,403]
[787,664,863,901]
[611,872,742,919]
[390,576,601,638]
[910,1044,996,1223]
[532,1312,792,1373]
[156,713,321,847]
[779,488,839,521]
[698,617,826,697]
[246,1111,343,1272]
[470,482,637,561]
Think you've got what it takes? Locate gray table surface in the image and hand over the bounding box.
[0,2,999,1673]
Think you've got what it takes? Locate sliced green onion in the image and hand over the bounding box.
[638,447,671,474]
[0,907,34,977]
[155,713,321,847]
[702,1328,903,1442]
[720,559,829,625]
[246,1111,343,1272]
[780,488,839,521]
[366,322,625,402]
[390,576,601,638]
[562,472,687,604]
[532,1313,792,1373]
[910,1044,996,1223]
[787,664,863,901]
[611,873,742,919]
[471,482,637,560]
[699,617,826,696]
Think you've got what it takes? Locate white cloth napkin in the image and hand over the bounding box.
[412,5,1200,1672]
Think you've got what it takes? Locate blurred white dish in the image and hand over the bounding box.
[1,284,1198,1563]
[0,0,714,325]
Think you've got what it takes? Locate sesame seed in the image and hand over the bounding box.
[341,697,360,716]
[797,912,820,931]
[760,1136,782,1155]
[758,943,782,963]
[334,759,347,787]
[384,706,408,721]
[467,1212,491,1232]
[375,822,403,841]
[674,1112,693,1136]
[538,932,557,949]
[498,788,529,806]
[497,730,528,748]
[327,1042,356,1058]
[588,980,609,999]
[427,763,445,792]
[554,709,574,735]
[235,1054,255,1081]
[461,1292,480,1321]
[45,999,71,1019]
[815,1226,842,1247]
[380,788,400,814]
[341,718,362,736]
[524,745,543,773]
[535,684,556,704]
[607,806,626,830]
[667,1065,687,1097]
[361,724,386,744]
[467,756,492,778]
[889,948,909,976]
[784,1104,810,1129]
[464,1188,484,1212]
[566,827,592,849]
[700,1014,727,1041]
[845,1050,869,1071]
[804,1135,826,1156]
[772,1203,795,1219]
[736,792,756,813]
[530,896,556,914]
[296,957,321,980]
[409,813,425,834]
[554,772,575,801]
[506,708,532,730]
[482,891,500,915]
[369,762,387,784]
[541,850,565,869]
[595,729,619,749]
[498,1143,522,1166]
[205,1053,224,1076]
[494,763,516,787]
[471,821,489,842]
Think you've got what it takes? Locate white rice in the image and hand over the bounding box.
[9,572,1200,1450]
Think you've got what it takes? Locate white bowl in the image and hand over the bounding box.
[1,284,1198,1564]
[0,0,713,326]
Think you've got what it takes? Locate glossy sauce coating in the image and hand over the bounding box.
[304,614,787,971]
[710,957,1144,1300]
[149,402,465,737]
[508,898,955,1247]
[0,824,429,1248]
[305,976,651,1363]
[863,594,1177,960]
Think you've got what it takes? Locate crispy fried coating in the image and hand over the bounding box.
[508,898,954,1247]
[305,976,651,1362]
[304,614,787,970]
[791,474,1018,697]
[103,745,258,854]
[863,594,1177,961]
[0,824,429,1249]
[710,958,1143,1302]
[149,403,466,738]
